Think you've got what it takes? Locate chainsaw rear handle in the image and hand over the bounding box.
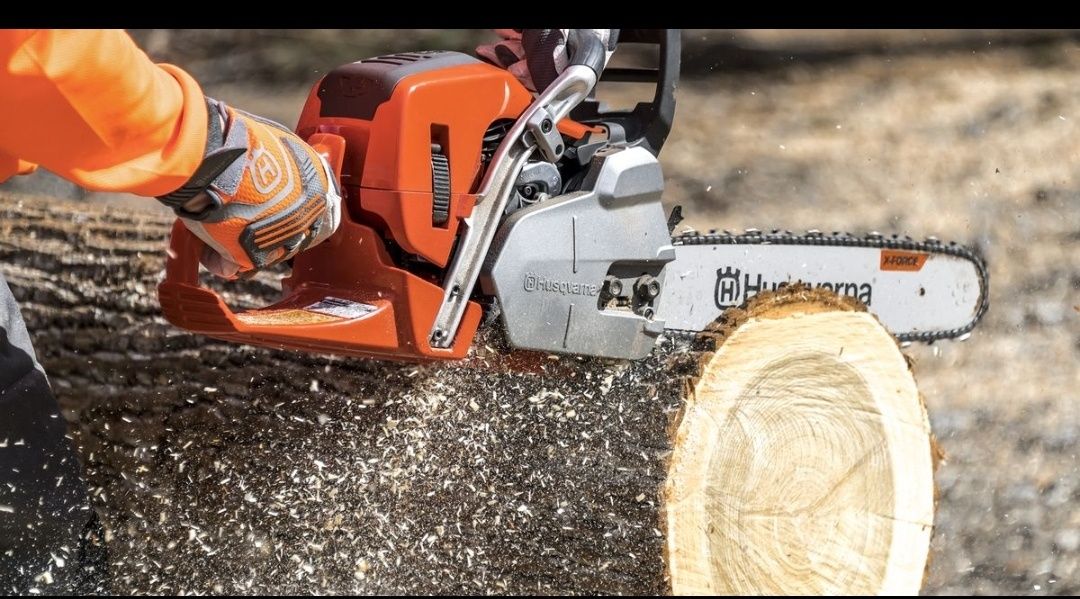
[159,131,481,360]
[162,135,341,289]
[161,133,343,298]
[163,133,346,288]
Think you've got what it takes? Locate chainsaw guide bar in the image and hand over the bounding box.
[660,229,989,343]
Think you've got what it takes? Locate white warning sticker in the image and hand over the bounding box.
[305,297,377,319]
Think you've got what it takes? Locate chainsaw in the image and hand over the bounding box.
[158,29,989,361]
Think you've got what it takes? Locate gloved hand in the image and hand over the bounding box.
[477,29,617,93]
[156,97,341,279]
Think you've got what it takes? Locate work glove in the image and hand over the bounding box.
[477,29,617,93]
[156,97,341,279]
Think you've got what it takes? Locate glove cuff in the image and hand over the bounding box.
[155,97,244,216]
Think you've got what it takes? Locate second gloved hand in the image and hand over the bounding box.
[157,97,341,279]
[477,29,616,93]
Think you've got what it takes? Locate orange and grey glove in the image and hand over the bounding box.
[157,97,341,279]
[477,29,617,92]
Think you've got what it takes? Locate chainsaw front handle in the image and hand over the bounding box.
[566,29,608,75]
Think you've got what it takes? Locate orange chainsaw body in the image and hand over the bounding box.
[160,52,551,361]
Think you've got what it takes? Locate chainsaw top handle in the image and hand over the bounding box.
[429,30,680,349]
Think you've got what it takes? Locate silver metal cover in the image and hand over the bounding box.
[481,146,676,359]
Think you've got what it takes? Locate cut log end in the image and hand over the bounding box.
[664,288,935,595]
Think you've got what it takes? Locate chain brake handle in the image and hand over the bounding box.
[573,29,681,156]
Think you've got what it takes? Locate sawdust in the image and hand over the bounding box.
[74,348,703,594]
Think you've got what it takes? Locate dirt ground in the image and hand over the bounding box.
[2,32,1078,595]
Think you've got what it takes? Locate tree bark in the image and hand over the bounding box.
[0,193,934,595]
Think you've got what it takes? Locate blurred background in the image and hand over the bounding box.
[2,29,1079,595]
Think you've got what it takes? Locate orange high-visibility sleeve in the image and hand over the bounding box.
[0,29,207,196]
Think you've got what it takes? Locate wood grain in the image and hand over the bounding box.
[665,297,934,595]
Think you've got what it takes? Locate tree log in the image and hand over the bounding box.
[0,194,934,595]
[665,293,936,595]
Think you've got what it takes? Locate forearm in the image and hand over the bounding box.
[0,29,207,196]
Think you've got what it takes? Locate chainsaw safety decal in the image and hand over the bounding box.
[305,297,378,319]
[880,250,928,272]
[235,309,340,326]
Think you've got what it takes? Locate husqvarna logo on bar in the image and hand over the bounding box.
[714,267,874,308]
[715,267,742,308]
